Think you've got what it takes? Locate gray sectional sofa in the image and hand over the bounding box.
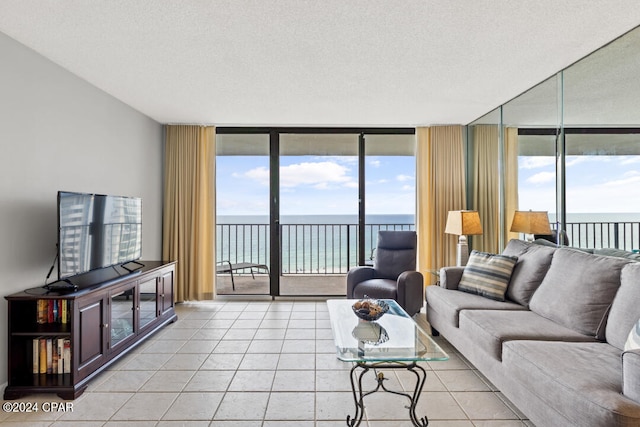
[425,239,640,427]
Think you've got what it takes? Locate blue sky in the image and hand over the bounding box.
[518,155,640,214]
[216,155,416,216]
[217,153,640,217]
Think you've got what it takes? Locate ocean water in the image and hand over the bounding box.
[217,214,415,225]
[552,213,640,250]
[216,213,640,274]
[216,214,415,274]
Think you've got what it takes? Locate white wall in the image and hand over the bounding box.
[0,32,164,385]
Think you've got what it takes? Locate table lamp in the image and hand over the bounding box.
[445,210,483,266]
[510,210,551,241]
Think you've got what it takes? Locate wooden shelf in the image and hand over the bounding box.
[4,261,177,400]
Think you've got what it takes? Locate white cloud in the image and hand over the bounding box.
[396,174,413,182]
[280,161,353,188]
[565,157,589,167]
[526,172,555,184]
[600,173,640,187]
[320,155,358,165]
[620,156,640,165]
[369,159,381,168]
[519,157,555,169]
[240,161,355,189]
[242,166,270,185]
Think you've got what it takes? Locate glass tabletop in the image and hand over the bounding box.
[327,299,449,363]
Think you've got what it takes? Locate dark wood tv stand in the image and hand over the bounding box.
[4,261,177,400]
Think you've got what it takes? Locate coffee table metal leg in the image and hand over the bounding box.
[347,363,369,426]
[346,362,429,427]
[406,363,429,427]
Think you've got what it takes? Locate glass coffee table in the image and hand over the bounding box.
[327,299,448,427]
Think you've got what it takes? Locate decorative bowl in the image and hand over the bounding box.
[351,298,389,321]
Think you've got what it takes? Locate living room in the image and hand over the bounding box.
[2,2,640,426]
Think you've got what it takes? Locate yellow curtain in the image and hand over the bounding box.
[504,127,520,243]
[416,125,466,284]
[471,125,520,252]
[163,125,216,301]
[472,125,499,253]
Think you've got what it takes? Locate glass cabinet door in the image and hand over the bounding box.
[138,278,157,330]
[110,288,135,347]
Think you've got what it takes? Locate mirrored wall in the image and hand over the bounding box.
[468,25,640,251]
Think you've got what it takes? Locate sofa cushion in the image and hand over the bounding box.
[502,239,556,307]
[529,248,630,339]
[458,310,596,360]
[606,263,640,350]
[458,250,518,301]
[502,341,640,426]
[425,285,526,327]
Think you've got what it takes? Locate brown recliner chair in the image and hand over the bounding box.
[346,230,423,316]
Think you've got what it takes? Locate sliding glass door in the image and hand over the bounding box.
[215,128,415,297]
[215,134,271,295]
[278,133,359,296]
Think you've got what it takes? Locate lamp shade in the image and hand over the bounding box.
[445,210,483,236]
[510,210,552,234]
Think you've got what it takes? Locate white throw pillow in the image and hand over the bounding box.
[625,318,640,351]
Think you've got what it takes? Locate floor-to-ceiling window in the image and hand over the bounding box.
[215,128,416,297]
[363,134,416,255]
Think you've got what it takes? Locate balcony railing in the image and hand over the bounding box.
[216,223,414,275]
[561,221,640,252]
[216,220,640,276]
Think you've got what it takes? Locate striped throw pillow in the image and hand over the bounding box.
[458,250,518,301]
[625,319,640,351]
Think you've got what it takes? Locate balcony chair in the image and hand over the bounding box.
[346,230,423,316]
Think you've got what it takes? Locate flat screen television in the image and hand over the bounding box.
[57,191,142,280]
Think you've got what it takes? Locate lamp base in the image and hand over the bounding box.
[456,236,469,267]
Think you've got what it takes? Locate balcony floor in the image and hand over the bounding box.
[216,274,346,296]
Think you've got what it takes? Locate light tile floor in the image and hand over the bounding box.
[1,300,534,426]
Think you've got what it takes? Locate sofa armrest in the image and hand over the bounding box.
[439,266,465,290]
[346,266,375,298]
[622,348,640,403]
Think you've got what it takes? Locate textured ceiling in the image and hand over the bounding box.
[1,1,640,126]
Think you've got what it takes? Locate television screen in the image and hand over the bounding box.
[58,191,142,279]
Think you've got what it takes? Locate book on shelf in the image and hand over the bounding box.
[37,300,47,324]
[63,339,71,374]
[32,337,40,374]
[39,338,47,374]
[33,336,71,376]
[52,340,58,374]
[46,338,53,374]
[36,299,71,324]
[61,300,68,324]
[57,338,64,374]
